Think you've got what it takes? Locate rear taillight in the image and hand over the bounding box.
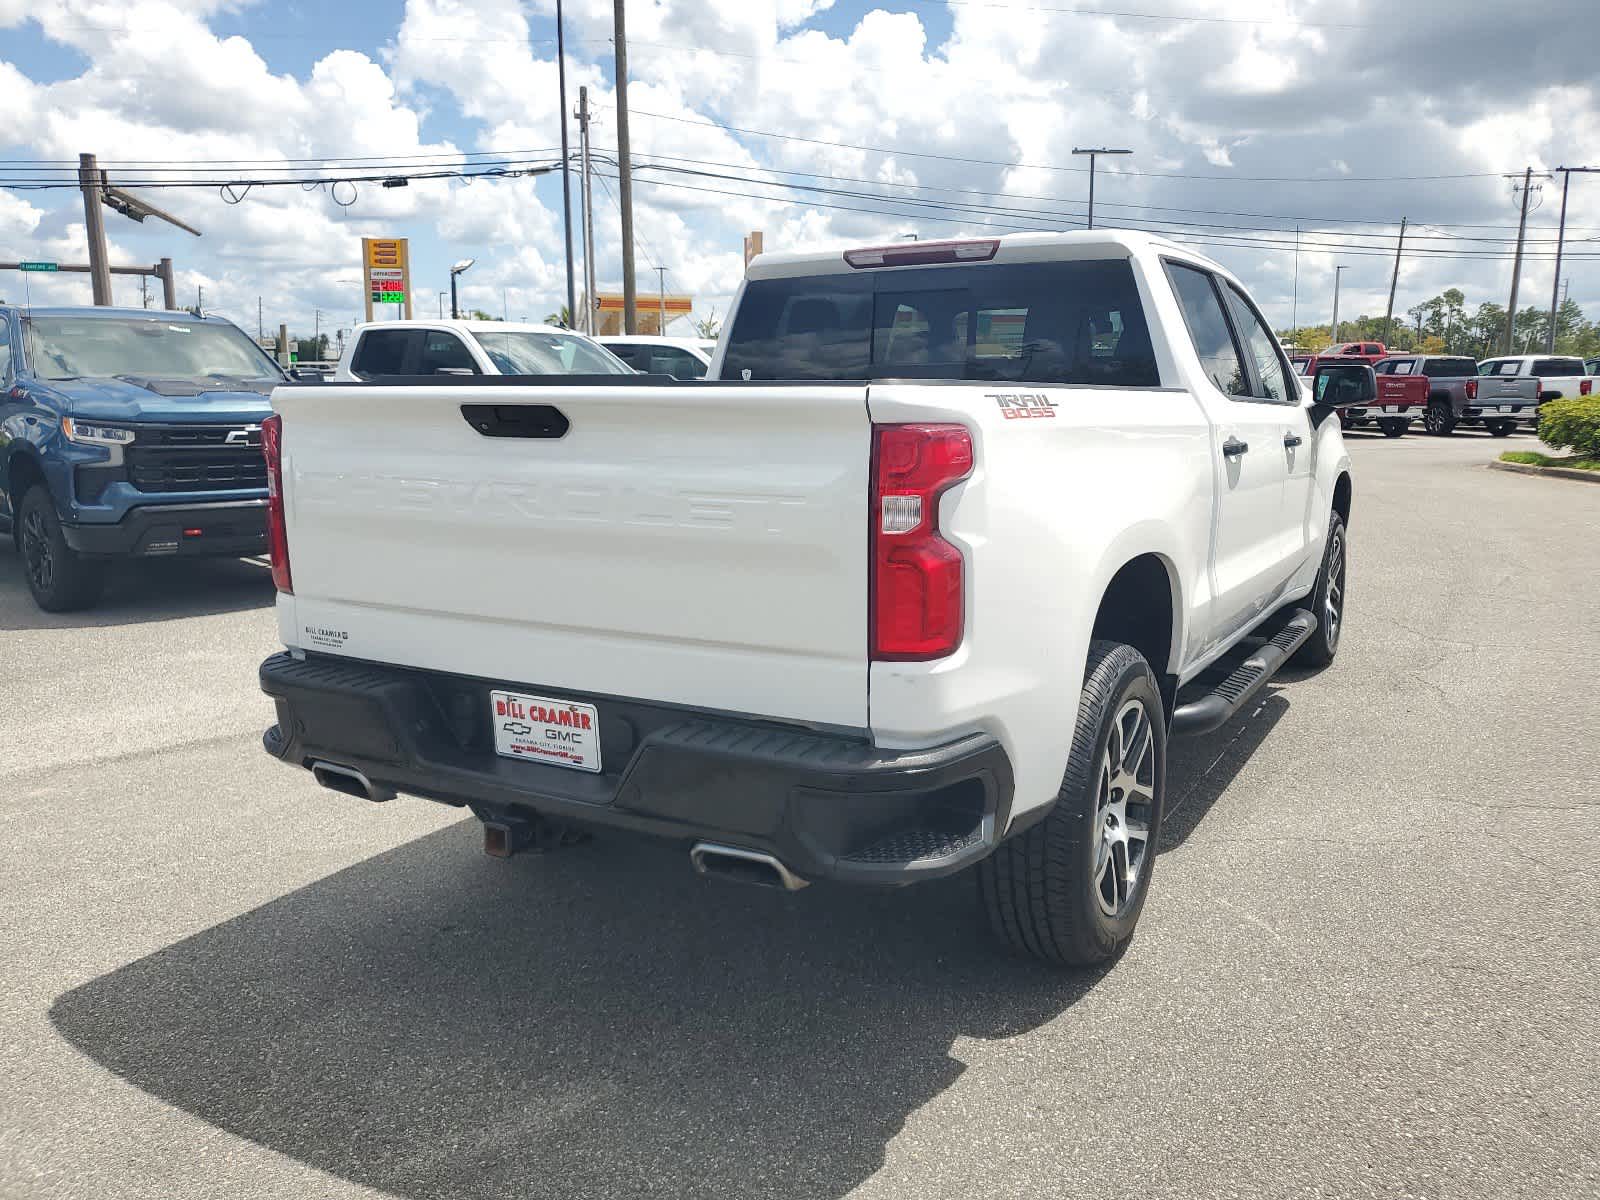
[1465,378,1477,400]
[871,424,973,661]
[1581,379,1593,396]
[261,413,292,593]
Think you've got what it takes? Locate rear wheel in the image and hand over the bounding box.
[979,641,1165,967]
[1424,400,1456,436]
[1379,419,1408,438]
[1488,420,1514,437]
[19,486,105,612]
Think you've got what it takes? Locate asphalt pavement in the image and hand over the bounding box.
[2,429,1596,1200]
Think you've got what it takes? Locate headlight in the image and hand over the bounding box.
[61,418,135,446]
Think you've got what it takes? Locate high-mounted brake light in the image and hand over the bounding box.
[871,424,974,661]
[261,413,292,594]
[844,239,1000,270]
[1465,378,1477,400]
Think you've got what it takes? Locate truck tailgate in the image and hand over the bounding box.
[1474,376,1540,402]
[272,382,872,729]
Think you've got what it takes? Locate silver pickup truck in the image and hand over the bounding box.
[1378,354,1540,437]
[1475,354,1593,434]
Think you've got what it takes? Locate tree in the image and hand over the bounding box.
[693,306,722,341]
[1469,302,1506,357]
[543,305,571,328]
[294,333,330,362]
[467,309,499,322]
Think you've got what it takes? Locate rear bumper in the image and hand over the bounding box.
[259,652,1015,886]
[63,499,268,558]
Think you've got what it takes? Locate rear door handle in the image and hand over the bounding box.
[1222,437,1249,457]
[1283,432,1303,448]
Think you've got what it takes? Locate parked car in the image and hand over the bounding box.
[597,335,713,379]
[0,306,282,611]
[1475,354,1592,435]
[333,320,631,380]
[1375,354,1541,437]
[1322,341,1387,363]
[258,230,1356,967]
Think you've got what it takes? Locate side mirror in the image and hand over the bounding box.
[1312,362,1377,409]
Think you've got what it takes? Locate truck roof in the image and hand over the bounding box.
[0,304,219,320]
[745,229,1217,280]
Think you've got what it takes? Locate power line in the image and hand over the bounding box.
[621,107,1510,184]
[919,0,1370,28]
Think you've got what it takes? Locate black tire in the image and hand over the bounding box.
[1379,420,1407,438]
[18,486,105,612]
[1424,399,1456,436]
[1488,420,1514,438]
[979,641,1166,967]
[1292,510,1346,669]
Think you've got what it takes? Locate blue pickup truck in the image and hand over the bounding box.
[0,305,284,611]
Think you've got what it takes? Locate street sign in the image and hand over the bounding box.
[360,237,412,320]
[19,261,58,272]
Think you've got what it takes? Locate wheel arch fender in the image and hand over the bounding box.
[1083,524,1188,685]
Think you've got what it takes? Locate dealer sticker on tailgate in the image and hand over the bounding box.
[491,690,602,773]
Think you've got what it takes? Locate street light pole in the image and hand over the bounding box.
[555,0,577,326]
[1071,147,1131,229]
[449,258,475,319]
[1329,265,1347,346]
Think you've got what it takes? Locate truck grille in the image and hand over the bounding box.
[126,423,267,494]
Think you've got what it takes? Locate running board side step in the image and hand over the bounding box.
[1170,609,1318,736]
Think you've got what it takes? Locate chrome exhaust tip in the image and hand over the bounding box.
[310,760,395,803]
[690,842,809,891]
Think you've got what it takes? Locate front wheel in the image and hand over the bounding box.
[1292,510,1346,669]
[1379,419,1408,438]
[19,486,105,612]
[1424,400,1456,436]
[979,641,1166,967]
[1487,420,1514,438]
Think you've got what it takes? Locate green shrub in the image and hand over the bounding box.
[1538,396,1600,457]
[1499,450,1546,465]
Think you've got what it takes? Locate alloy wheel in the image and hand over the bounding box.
[1092,698,1155,918]
[1325,528,1345,649]
[21,509,53,594]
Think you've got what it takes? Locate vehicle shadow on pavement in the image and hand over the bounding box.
[1161,690,1288,850]
[51,827,1106,1200]
[0,552,274,630]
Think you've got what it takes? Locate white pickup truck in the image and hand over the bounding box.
[258,231,1358,967]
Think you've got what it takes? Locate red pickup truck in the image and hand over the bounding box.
[1294,354,1425,435]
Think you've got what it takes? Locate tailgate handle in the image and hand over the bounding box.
[460,404,570,439]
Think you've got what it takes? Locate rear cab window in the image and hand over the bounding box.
[721,258,1160,387]
[1421,358,1477,377]
[351,329,413,378]
[1531,358,1586,376]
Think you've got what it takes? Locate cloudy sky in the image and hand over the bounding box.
[1,0,1598,344]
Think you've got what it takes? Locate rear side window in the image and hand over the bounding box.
[0,317,11,379]
[1391,359,1415,375]
[1166,263,1248,397]
[351,329,413,377]
[1531,357,1585,376]
[721,259,1159,386]
[1421,358,1477,377]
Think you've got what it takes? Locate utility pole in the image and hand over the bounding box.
[257,295,263,339]
[78,153,113,305]
[140,275,150,308]
[1548,167,1597,352]
[1071,147,1132,230]
[655,265,667,332]
[555,0,576,326]
[613,0,638,333]
[1503,167,1546,354]
[196,285,203,316]
[1383,216,1406,345]
[578,86,598,334]
[1329,265,1346,346]
[158,258,176,310]
[1291,224,1300,337]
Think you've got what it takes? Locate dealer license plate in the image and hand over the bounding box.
[491,690,602,773]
